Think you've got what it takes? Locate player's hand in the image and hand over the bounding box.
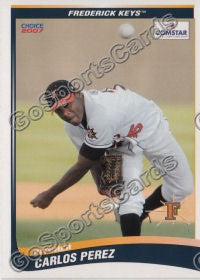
[30,190,54,209]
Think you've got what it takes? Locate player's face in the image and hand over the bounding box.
[54,96,84,126]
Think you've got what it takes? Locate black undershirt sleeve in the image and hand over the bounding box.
[79,143,106,161]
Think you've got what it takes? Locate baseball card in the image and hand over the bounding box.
[1,0,200,278]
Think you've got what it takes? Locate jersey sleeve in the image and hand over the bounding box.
[79,143,106,160]
[64,122,85,151]
[84,117,114,149]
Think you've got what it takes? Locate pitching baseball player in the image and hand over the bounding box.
[31,80,193,236]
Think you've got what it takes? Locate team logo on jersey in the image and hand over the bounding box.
[87,127,97,139]
[127,123,143,138]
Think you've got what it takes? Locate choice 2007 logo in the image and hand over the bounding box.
[21,23,44,33]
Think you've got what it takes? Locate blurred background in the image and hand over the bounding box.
[16,18,195,248]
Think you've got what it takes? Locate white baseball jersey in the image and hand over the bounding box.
[65,85,163,152]
[64,85,193,215]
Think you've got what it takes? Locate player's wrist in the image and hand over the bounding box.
[46,188,58,199]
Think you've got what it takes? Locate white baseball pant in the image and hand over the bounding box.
[118,117,193,216]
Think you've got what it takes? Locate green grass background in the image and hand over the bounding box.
[16,103,195,247]
[16,103,194,183]
[17,220,194,248]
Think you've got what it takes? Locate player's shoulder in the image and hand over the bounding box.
[82,89,100,96]
[64,121,83,135]
[82,84,127,95]
[101,84,126,92]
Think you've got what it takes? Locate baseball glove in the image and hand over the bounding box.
[90,150,124,197]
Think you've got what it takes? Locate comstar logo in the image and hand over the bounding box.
[154,21,189,40]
